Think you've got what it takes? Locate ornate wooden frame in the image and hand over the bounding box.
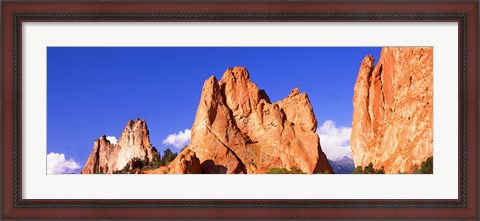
[2,0,478,219]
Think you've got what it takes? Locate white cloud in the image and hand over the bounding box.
[162,129,191,149]
[106,136,118,145]
[317,120,353,161]
[47,152,81,174]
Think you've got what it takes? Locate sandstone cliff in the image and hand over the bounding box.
[81,119,157,174]
[350,47,433,173]
[183,66,333,174]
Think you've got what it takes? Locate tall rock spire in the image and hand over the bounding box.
[350,47,433,173]
[81,119,156,174]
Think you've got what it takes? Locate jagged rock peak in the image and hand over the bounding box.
[361,55,375,69]
[277,87,317,133]
[204,75,218,85]
[289,88,301,96]
[186,66,333,174]
[119,118,150,145]
[124,118,147,129]
[284,87,310,100]
[221,66,250,82]
[201,76,221,96]
[81,118,157,174]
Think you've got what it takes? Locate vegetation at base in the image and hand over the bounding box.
[267,166,306,174]
[319,170,332,174]
[113,157,142,174]
[352,162,385,174]
[149,150,161,168]
[352,157,433,174]
[413,156,433,174]
[95,166,105,174]
[159,148,178,167]
[112,148,179,174]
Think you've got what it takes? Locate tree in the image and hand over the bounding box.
[148,150,161,169]
[375,166,385,174]
[267,166,306,174]
[352,163,385,174]
[353,165,365,174]
[159,148,178,166]
[111,148,179,174]
[413,157,433,174]
[130,157,145,171]
[364,162,375,174]
[267,167,289,174]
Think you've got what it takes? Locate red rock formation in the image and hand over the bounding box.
[184,66,333,174]
[81,119,157,174]
[350,47,433,173]
[144,148,202,174]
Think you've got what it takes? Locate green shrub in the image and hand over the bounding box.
[95,166,105,174]
[352,157,433,174]
[267,166,306,174]
[413,156,433,174]
[149,150,161,169]
[159,148,178,166]
[267,168,289,174]
[288,166,306,174]
[111,148,179,174]
[352,163,385,174]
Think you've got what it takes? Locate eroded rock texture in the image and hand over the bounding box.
[350,47,433,173]
[184,67,333,174]
[81,119,156,174]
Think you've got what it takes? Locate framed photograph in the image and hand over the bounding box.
[2,0,478,219]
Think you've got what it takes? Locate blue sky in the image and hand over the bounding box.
[46,47,381,174]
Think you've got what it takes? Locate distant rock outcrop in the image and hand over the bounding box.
[350,47,433,173]
[81,119,157,174]
[182,66,333,174]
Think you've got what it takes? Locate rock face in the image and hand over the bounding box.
[350,47,433,173]
[184,66,333,174]
[81,119,157,174]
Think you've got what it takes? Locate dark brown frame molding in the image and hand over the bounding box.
[2,0,478,219]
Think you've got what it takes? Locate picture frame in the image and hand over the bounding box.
[2,0,478,219]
